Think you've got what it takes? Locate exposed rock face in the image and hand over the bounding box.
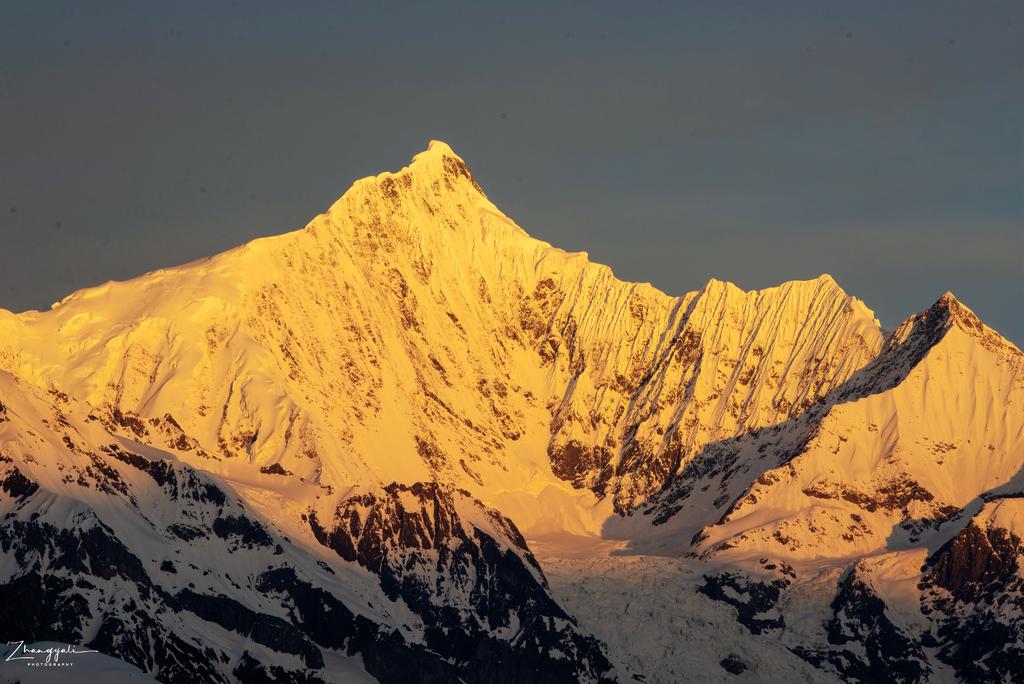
[920,499,1024,682]
[697,570,789,635]
[308,482,613,682]
[928,521,1021,603]
[794,568,930,683]
[719,654,747,675]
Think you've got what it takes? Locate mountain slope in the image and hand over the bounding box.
[697,293,1024,562]
[0,368,611,682]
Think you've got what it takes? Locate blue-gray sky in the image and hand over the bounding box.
[1,2,1021,342]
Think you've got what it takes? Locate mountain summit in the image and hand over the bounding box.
[0,142,1021,683]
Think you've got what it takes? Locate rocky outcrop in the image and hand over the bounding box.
[308,482,614,683]
[793,568,929,683]
[697,570,790,635]
[921,500,1024,682]
[927,521,1022,603]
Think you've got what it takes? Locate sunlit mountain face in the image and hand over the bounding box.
[0,143,1021,683]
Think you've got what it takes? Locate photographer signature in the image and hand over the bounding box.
[5,641,97,666]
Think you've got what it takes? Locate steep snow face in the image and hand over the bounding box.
[0,141,882,532]
[697,294,1024,562]
[545,273,882,512]
[1,143,544,484]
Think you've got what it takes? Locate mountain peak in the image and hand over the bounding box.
[423,139,460,157]
[698,273,852,305]
[381,139,483,194]
[316,140,488,232]
[888,290,1022,358]
[927,290,978,329]
[939,293,1021,355]
[930,290,968,316]
[407,139,471,175]
[817,272,842,288]
[699,277,742,296]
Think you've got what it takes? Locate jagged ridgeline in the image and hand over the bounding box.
[0,142,1021,683]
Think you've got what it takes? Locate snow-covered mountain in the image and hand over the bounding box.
[0,141,1020,683]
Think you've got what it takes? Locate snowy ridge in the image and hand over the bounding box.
[699,291,1024,562]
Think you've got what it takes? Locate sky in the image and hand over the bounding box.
[1,2,1021,342]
